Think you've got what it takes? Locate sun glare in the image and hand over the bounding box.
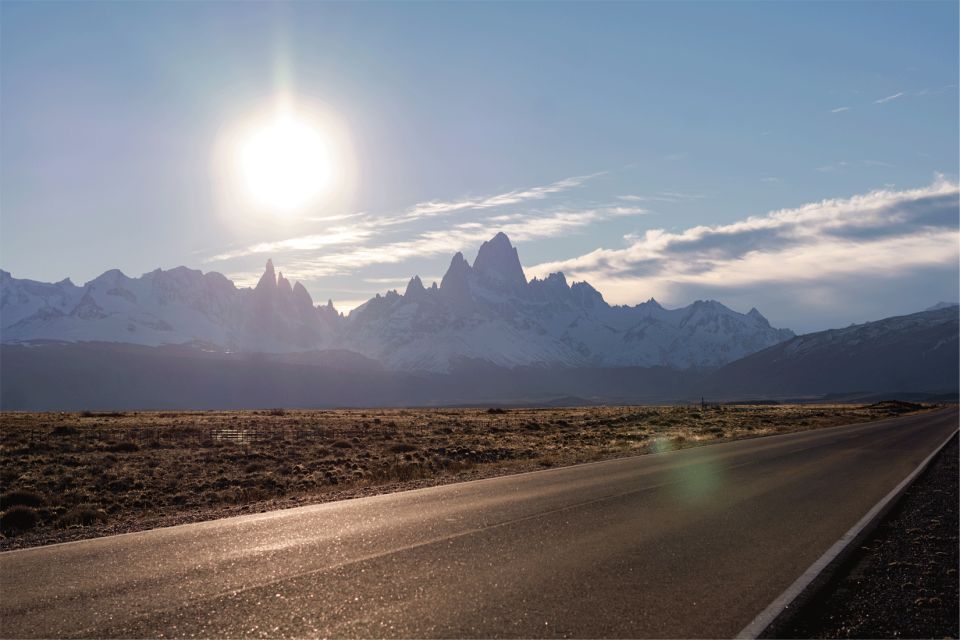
[213,96,355,225]
[238,112,333,214]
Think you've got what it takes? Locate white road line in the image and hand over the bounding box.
[736,426,959,639]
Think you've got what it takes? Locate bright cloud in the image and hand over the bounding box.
[875,91,905,104]
[206,172,603,263]
[618,191,705,203]
[266,205,650,279]
[386,172,603,225]
[206,227,373,262]
[527,177,960,321]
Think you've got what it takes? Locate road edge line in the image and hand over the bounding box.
[735,426,959,639]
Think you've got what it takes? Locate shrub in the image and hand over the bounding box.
[80,410,125,418]
[389,442,417,453]
[50,425,80,436]
[1,506,40,533]
[331,440,352,449]
[58,505,107,527]
[108,441,140,453]
[0,489,46,509]
[268,408,286,416]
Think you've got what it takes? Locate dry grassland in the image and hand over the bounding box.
[0,401,929,550]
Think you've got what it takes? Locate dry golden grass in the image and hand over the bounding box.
[0,401,931,550]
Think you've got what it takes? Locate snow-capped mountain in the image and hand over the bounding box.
[343,232,793,370]
[705,306,959,397]
[1,232,794,371]
[0,263,340,352]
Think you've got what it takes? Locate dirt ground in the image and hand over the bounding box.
[0,401,933,551]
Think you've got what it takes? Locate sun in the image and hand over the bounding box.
[236,109,334,214]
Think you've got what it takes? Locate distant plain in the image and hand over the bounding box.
[0,401,933,550]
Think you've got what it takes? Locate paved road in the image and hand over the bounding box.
[1,409,956,639]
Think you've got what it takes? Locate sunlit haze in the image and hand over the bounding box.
[1,6,959,632]
[2,1,958,331]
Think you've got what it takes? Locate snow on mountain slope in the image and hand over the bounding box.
[926,301,959,312]
[341,232,794,371]
[705,306,959,397]
[1,265,341,351]
[1,232,794,371]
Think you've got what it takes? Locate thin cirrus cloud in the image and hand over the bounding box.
[206,172,604,263]
[875,91,905,104]
[815,161,850,172]
[526,177,960,324]
[206,227,374,262]
[830,106,851,113]
[382,172,604,226]
[261,204,650,281]
[618,191,705,203]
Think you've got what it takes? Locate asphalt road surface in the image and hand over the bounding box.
[2,408,957,639]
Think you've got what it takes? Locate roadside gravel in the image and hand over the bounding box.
[773,433,959,639]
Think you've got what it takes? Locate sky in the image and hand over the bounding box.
[1,1,958,333]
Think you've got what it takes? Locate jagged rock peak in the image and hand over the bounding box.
[256,259,277,291]
[570,280,605,308]
[89,268,129,286]
[276,271,293,294]
[544,272,568,287]
[441,252,471,290]
[747,307,769,325]
[472,232,526,287]
[404,275,426,298]
[292,281,313,308]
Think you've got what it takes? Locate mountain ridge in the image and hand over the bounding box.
[704,306,959,398]
[1,233,794,372]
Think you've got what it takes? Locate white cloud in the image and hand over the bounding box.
[815,161,850,172]
[527,177,960,315]
[205,227,374,263]
[875,92,905,104]
[386,172,603,225]
[267,205,650,279]
[618,191,704,203]
[206,172,603,263]
[830,106,851,113]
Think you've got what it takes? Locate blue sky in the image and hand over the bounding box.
[2,1,957,331]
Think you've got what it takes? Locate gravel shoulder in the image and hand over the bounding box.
[772,432,959,639]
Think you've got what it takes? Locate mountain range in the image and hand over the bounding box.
[1,304,955,410]
[1,232,794,372]
[704,306,959,399]
[3,232,956,409]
